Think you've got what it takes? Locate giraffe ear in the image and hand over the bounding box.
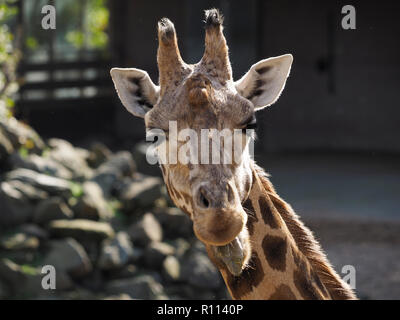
[110,68,160,118]
[235,54,293,111]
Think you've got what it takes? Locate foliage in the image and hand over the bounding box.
[106,199,123,216]
[20,264,39,276]
[66,0,109,50]
[18,145,28,158]
[0,0,20,119]
[69,181,84,198]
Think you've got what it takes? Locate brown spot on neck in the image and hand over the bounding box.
[253,163,355,299]
[258,196,281,229]
[261,235,287,272]
[269,284,297,300]
[243,198,257,236]
[292,247,327,300]
[226,251,264,300]
[293,266,326,300]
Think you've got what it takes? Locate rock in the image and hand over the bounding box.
[6,168,72,196]
[75,147,91,162]
[128,213,162,247]
[0,258,31,285]
[170,238,191,258]
[91,151,136,196]
[33,197,74,225]
[18,224,49,239]
[0,249,38,266]
[80,269,103,291]
[5,180,48,201]
[0,180,33,227]
[120,175,163,210]
[42,238,92,277]
[78,240,100,267]
[132,142,162,177]
[54,271,75,291]
[74,181,113,221]
[162,255,180,282]
[0,280,10,299]
[90,173,117,198]
[98,232,134,270]
[0,117,45,154]
[87,142,112,168]
[178,285,218,300]
[103,293,132,300]
[131,247,144,263]
[154,207,193,238]
[0,232,39,251]
[0,258,42,297]
[180,251,222,290]
[106,274,165,299]
[104,151,136,177]
[144,242,175,269]
[47,138,92,179]
[9,153,73,180]
[108,264,138,280]
[0,129,14,164]
[48,219,115,242]
[57,287,97,300]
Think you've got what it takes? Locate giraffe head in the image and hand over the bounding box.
[111,9,293,276]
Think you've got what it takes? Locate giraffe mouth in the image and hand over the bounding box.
[213,235,246,276]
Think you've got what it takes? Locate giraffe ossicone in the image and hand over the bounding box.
[111,8,356,300]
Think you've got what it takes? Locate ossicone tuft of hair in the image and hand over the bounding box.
[204,8,224,28]
[158,18,175,43]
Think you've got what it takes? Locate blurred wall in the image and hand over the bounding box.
[110,0,400,153]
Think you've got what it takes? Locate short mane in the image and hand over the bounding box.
[253,162,356,300]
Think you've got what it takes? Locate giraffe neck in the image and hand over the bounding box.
[212,163,356,300]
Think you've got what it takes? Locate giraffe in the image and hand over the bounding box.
[110,9,356,300]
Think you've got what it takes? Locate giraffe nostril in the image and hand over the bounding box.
[199,189,210,208]
[227,183,234,204]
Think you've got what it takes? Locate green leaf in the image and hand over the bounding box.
[18,146,28,159]
[66,30,84,49]
[5,97,14,108]
[25,37,38,50]
[69,182,83,198]
[20,264,38,276]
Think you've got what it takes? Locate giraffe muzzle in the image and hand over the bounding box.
[191,180,250,275]
[192,181,247,246]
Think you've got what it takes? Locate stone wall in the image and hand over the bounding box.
[0,116,228,300]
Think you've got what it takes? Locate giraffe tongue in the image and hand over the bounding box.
[214,237,244,276]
